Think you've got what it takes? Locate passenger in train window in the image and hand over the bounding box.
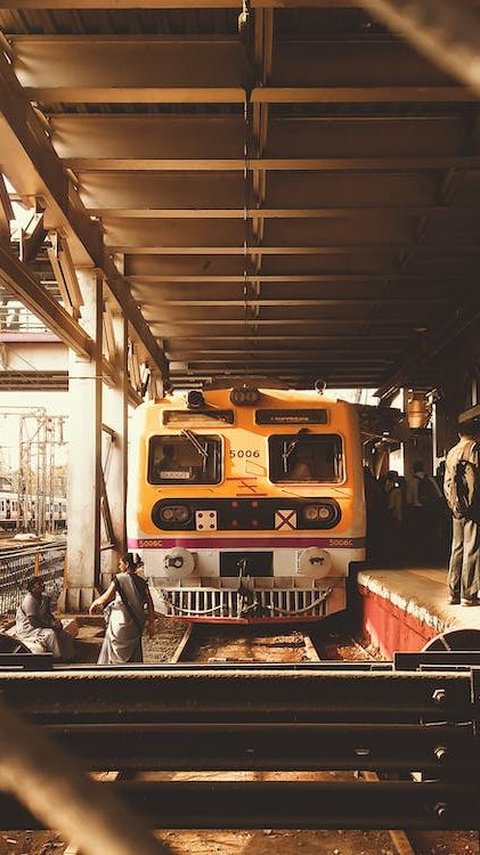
[89,553,155,664]
[14,577,75,661]
[289,454,314,480]
[444,418,480,606]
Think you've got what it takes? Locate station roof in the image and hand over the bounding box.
[0,1,479,396]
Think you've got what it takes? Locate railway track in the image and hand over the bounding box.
[164,625,422,855]
[171,624,321,664]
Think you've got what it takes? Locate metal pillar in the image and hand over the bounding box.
[101,307,128,585]
[65,270,103,611]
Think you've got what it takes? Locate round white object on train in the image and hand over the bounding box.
[297,547,332,577]
[163,547,195,581]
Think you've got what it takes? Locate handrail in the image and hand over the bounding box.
[0,542,66,614]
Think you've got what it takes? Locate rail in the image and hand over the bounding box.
[0,542,66,615]
[0,657,479,834]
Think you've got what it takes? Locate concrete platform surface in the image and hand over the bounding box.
[357,566,480,657]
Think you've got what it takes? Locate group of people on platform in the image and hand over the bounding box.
[14,552,155,665]
[12,414,480,662]
[366,413,480,607]
[365,459,449,567]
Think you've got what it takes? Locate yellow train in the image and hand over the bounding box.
[127,384,366,623]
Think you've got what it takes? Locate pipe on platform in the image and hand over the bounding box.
[0,699,172,855]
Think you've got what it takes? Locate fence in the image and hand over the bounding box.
[0,542,66,615]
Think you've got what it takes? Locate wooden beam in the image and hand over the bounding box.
[0,244,93,359]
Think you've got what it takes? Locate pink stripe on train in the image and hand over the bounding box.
[128,536,365,549]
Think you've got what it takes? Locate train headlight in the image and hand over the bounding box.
[302,501,340,528]
[153,502,193,529]
[230,386,261,406]
[174,505,191,523]
[160,505,191,523]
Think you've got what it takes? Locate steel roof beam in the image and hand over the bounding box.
[142,298,449,307]
[76,171,442,210]
[51,114,467,162]
[0,243,93,359]
[126,273,470,283]
[1,0,367,7]
[92,206,480,219]
[10,35,470,103]
[65,156,480,171]
[149,317,437,327]
[0,50,168,377]
[108,244,480,254]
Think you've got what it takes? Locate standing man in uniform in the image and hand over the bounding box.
[444,414,480,606]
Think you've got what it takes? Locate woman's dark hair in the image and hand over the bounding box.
[120,553,136,570]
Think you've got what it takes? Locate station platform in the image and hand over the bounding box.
[356,566,480,658]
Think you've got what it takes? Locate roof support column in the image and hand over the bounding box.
[101,307,128,586]
[65,269,103,611]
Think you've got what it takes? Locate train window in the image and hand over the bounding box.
[148,433,222,485]
[268,433,343,483]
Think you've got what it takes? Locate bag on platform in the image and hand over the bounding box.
[444,442,479,520]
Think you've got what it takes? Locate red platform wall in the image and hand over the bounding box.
[358,585,437,659]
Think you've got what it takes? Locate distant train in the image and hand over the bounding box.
[0,490,67,531]
[127,384,366,623]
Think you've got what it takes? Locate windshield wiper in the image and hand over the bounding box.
[282,429,308,473]
[181,428,209,471]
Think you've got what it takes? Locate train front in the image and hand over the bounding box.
[127,387,366,622]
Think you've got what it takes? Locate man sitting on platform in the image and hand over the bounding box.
[14,577,75,660]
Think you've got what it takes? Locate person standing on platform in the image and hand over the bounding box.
[444,417,480,606]
[407,459,443,563]
[15,577,75,660]
[89,553,156,664]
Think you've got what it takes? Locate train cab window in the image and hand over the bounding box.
[268,433,343,483]
[148,434,222,485]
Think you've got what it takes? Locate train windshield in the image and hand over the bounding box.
[268,433,343,483]
[148,434,222,485]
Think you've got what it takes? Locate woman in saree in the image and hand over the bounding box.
[89,553,155,664]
